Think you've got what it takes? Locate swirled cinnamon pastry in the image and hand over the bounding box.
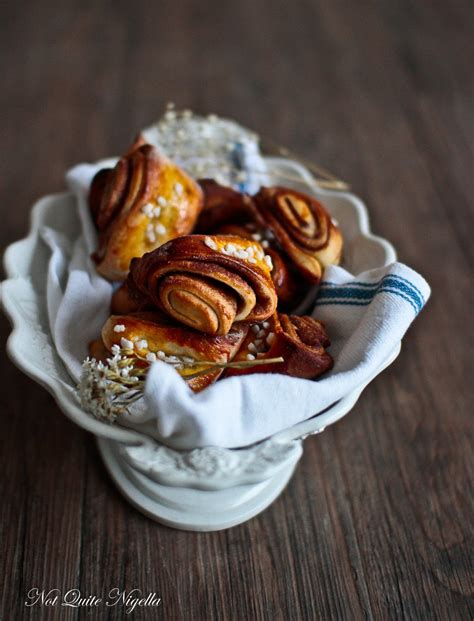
[226,312,333,379]
[196,181,342,294]
[126,234,278,335]
[90,144,203,280]
[252,187,343,283]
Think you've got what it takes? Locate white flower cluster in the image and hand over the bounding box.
[78,347,146,423]
[78,343,200,422]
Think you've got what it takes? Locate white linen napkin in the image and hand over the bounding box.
[136,261,429,448]
[39,161,430,450]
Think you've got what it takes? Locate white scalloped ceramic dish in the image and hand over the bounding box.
[1,157,399,530]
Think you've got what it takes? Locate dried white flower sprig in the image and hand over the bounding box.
[78,345,147,423]
[79,343,283,423]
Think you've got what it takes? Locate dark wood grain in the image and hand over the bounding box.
[1,1,473,619]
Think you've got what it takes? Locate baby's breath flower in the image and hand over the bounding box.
[78,350,146,423]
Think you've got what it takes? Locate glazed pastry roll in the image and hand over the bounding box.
[127,234,278,335]
[252,187,343,283]
[196,179,255,232]
[90,144,203,280]
[226,312,333,379]
[101,312,249,392]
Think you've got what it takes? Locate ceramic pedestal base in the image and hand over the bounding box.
[97,438,301,531]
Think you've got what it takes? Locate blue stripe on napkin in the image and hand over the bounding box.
[316,274,425,314]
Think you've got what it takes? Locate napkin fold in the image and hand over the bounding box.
[39,161,430,449]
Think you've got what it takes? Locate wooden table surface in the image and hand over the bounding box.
[1,1,472,619]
